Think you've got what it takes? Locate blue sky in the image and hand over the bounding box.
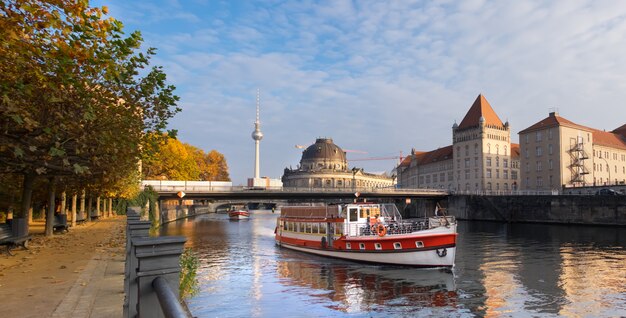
[93,0,626,185]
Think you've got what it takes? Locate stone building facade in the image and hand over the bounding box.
[396,94,521,192]
[518,112,626,190]
[282,138,394,189]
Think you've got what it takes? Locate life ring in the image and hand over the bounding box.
[436,248,447,257]
[375,223,386,237]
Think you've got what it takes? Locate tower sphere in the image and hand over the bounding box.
[252,129,264,141]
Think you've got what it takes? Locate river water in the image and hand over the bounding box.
[161,210,626,317]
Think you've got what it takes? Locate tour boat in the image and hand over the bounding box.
[275,203,457,267]
[228,209,250,220]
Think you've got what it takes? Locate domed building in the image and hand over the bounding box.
[282,138,394,188]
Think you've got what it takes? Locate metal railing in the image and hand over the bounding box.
[149,184,448,195]
[153,276,189,318]
[124,208,191,318]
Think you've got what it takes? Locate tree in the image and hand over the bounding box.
[0,1,180,234]
[142,136,230,181]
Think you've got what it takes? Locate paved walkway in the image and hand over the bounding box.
[0,217,125,318]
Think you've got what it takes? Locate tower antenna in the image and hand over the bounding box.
[251,89,264,179]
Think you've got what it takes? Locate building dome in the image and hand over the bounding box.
[301,138,346,162]
[282,137,393,189]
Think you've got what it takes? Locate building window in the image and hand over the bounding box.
[465,145,469,156]
[504,183,509,190]
[496,170,500,178]
[549,175,553,186]
[525,162,529,172]
[525,134,529,144]
[465,170,470,179]
[496,157,500,167]
[504,170,508,179]
[487,182,492,190]
[525,149,529,158]
[536,131,542,141]
[549,159,553,170]
[504,145,508,156]
[433,174,438,182]
[512,171,518,179]
[475,143,478,154]
[465,158,470,168]
[548,144,553,155]
[536,146,543,156]
[496,183,500,190]
[487,169,492,178]
[504,159,509,168]
[537,161,542,171]
[486,157,492,167]
[549,129,553,140]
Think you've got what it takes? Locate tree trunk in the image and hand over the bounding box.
[45,178,56,236]
[80,189,86,220]
[87,195,92,222]
[60,191,67,214]
[109,198,113,217]
[71,193,77,228]
[18,173,36,219]
[96,196,101,218]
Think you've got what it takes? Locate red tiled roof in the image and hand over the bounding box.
[612,124,626,137]
[520,113,626,150]
[591,129,626,150]
[414,145,453,165]
[510,143,520,159]
[458,94,504,129]
[518,112,592,134]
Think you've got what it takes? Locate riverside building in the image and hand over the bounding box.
[281,138,394,188]
[396,94,521,192]
[518,112,626,191]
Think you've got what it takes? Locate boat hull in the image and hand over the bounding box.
[229,211,250,220]
[277,241,455,267]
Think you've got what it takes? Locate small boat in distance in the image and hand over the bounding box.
[275,202,456,267]
[228,209,250,220]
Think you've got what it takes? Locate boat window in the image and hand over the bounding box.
[298,223,302,232]
[375,243,382,250]
[394,242,402,250]
[359,243,365,250]
[319,224,326,234]
[306,223,312,233]
[346,243,351,249]
[349,208,358,222]
[289,222,295,231]
[335,225,343,235]
[283,221,287,230]
[311,223,319,234]
[415,241,424,248]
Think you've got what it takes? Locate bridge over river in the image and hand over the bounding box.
[151,185,448,201]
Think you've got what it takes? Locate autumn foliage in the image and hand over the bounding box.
[142,135,230,181]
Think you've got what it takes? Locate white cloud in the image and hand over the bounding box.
[94,0,626,184]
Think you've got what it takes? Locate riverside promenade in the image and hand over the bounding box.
[0,217,125,318]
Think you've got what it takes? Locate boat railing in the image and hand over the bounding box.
[345,217,452,237]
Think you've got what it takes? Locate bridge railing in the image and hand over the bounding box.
[149,185,448,195]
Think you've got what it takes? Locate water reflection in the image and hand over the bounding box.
[276,258,457,313]
[163,212,626,317]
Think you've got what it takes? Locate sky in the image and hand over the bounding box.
[92,0,626,185]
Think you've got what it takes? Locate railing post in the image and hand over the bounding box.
[133,236,187,318]
[125,209,151,318]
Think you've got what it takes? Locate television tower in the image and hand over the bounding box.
[251,89,263,179]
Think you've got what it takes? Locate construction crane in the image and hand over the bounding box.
[295,145,368,154]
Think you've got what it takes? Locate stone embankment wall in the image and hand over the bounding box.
[448,195,626,226]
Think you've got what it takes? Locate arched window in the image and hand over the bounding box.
[504,145,508,156]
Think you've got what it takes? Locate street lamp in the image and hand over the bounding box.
[599,156,611,185]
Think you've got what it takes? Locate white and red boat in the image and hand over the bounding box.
[228,209,250,220]
[275,203,456,267]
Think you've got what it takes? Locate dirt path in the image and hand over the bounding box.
[0,217,125,318]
